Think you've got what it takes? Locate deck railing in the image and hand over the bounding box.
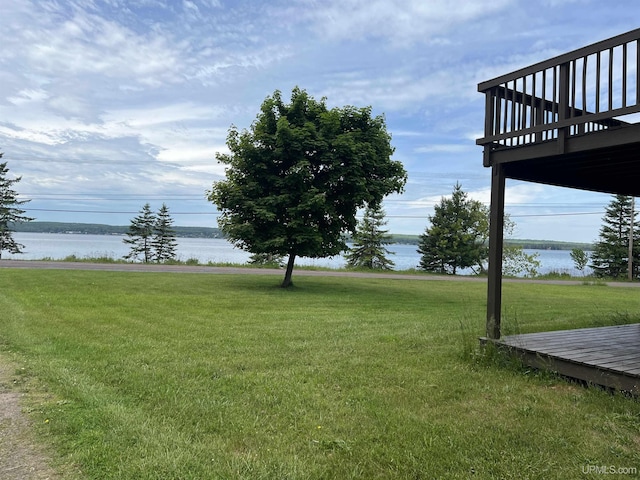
[477,28,640,161]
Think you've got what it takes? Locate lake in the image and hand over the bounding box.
[4,232,590,276]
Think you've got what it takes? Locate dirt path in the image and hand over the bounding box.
[0,355,62,479]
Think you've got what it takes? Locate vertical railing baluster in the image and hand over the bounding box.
[623,42,628,108]
[531,72,536,132]
[573,57,586,135]
[510,80,516,146]
[582,56,588,113]
[571,59,576,120]
[495,93,502,140]
[558,62,570,153]
[608,47,614,110]
[595,51,601,113]
[513,80,516,145]
[552,66,558,124]
[636,39,640,106]
[502,83,508,139]
[541,69,547,140]
[523,76,527,143]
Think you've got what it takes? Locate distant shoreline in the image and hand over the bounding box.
[11,221,593,250]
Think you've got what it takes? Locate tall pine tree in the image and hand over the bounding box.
[152,203,177,263]
[123,203,156,263]
[0,155,34,259]
[345,204,395,270]
[417,184,487,275]
[590,195,639,279]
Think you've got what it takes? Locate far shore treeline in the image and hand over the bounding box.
[12,221,593,251]
[12,221,225,239]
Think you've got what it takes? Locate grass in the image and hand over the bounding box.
[1,269,639,479]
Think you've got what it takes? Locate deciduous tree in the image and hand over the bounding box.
[208,87,407,287]
[570,248,590,275]
[0,154,34,259]
[345,205,395,270]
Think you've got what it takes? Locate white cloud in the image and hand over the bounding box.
[301,0,513,46]
[7,89,50,105]
[414,144,474,154]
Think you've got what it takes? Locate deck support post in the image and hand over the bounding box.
[486,163,505,339]
[557,62,570,153]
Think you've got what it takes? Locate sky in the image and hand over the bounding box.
[1,0,639,242]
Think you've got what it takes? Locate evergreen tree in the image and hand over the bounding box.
[417,183,487,274]
[0,155,34,259]
[153,203,177,263]
[345,204,395,270]
[248,252,285,267]
[590,195,639,279]
[123,203,156,263]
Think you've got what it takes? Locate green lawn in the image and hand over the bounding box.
[1,269,639,479]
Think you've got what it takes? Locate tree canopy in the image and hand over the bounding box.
[208,87,407,287]
[0,155,34,259]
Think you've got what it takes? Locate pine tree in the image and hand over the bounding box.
[153,203,178,263]
[248,252,285,267]
[0,155,34,259]
[123,203,156,263]
[417,183,488,274]
[590,195,639,279]
[345,205,395,270]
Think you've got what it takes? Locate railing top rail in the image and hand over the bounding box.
[478,28,640,92]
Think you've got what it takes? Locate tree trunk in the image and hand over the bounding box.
[281,253,296,288]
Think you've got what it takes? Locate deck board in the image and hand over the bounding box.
[485,324,640,394]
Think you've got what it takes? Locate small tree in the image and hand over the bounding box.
[123,203,156,263]
[503,246,541,278]
[153,203,177,263]
[0,154,34,259]
[248,252,285,267]
[208,87,407,287]
[590,195,639,278]
[570,248,590,275]
[345,204,395,270]
[417,183,488,274]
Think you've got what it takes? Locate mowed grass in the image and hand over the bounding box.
[1,269,640,479]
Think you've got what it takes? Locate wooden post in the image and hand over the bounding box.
[557,62,570,153]
[629,197,635,281]
[486,163,506,339]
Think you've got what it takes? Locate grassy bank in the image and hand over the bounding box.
[0,269,639,479]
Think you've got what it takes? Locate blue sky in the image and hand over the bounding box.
[1,0,638,242]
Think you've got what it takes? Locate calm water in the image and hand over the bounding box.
[5,232,589,276]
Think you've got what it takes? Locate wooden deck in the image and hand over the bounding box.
[484,324,640,394]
